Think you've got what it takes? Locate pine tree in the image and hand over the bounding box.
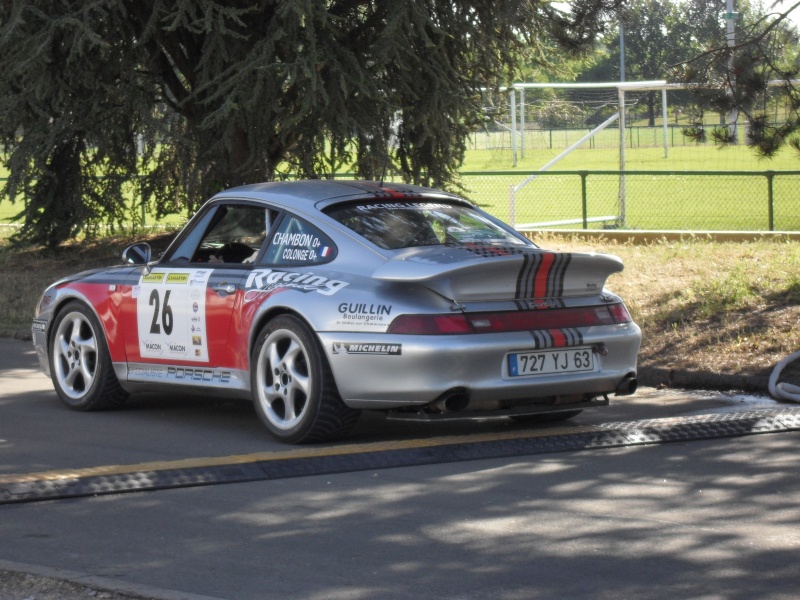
[674,0,800,155]
[0,0,621,247]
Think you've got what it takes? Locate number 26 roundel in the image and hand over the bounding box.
[134,269,212,362]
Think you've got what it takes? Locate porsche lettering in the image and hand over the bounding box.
[166,367,232,383]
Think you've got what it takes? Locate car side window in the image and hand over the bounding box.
[165,204,274,264]
[261,214,337,266]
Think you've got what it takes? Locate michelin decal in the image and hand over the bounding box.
[333,342,402,355]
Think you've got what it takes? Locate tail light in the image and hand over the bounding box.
[387,304,632,335]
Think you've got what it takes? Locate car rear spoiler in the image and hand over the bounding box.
[371,248,624,301]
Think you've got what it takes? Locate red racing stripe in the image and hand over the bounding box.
[533,252,555,298]
[548,328,568,348]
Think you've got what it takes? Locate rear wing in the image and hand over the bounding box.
[372,248,624,302]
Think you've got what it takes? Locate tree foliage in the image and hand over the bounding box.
[673,0,800,156]
[0,0,621,247]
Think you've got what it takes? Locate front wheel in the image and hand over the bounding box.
[49,301,127,410]
[250,315,360,443]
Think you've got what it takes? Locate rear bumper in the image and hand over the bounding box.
[320,323,641,410]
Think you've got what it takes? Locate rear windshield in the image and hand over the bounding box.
[325,200,531,250]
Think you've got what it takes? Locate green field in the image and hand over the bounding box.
[2,140,800,233]
[457,169,800,231]
[459,143,800,231]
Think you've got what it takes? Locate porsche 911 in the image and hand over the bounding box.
[32,180,641,443]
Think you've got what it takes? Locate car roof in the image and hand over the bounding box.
[211,180,467,211]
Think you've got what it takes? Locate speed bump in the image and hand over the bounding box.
[1,408,799,504]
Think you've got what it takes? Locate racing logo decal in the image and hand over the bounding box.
[515,253,572,299]
[529,328,584,349]
[135,269,212,362]
[244,269,348,301]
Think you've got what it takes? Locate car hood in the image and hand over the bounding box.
[371,245,624,301]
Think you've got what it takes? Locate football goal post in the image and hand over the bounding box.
[502,81,669,229]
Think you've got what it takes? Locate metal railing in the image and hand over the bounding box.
[459,170,800,232]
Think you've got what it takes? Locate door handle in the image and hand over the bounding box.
[214,283,236,295]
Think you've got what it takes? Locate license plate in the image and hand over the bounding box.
[508,348,595,377]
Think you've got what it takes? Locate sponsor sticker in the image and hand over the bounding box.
[332,342,402,355]
[128,365,233,385]
[142,272,166,284]
[137,269,212,361]
[166,273,190,284]
[336,302,393,327]
[244,268,349,300]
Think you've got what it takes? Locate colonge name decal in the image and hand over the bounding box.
[134,269,212,361]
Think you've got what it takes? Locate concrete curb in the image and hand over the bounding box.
[638,366,770,393]
[0,559,225,600]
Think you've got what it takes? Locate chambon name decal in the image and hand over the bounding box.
[273,231,333,262]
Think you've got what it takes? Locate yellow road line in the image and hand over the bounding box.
[0,424,601,485]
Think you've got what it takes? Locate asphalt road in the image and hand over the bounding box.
[1,337,799,600]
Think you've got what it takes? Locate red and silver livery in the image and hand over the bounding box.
[32,180,641,443]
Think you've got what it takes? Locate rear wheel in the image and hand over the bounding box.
[509,409,583,423]
[251,315,360,443]
[49,301,127,410]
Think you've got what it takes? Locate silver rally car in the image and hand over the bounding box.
[32,180,641,443]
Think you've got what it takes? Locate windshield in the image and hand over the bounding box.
[325,201,531,250]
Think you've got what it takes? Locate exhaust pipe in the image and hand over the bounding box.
[615,374,638,396]
[433,390,470,413]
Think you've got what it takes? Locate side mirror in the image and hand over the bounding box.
[122,242,152,265]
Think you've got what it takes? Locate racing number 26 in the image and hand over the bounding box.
[149,289,174,335]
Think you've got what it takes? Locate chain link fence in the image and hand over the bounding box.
[469,125,704,152]
[459,170,800,232]
[2,171,800,233]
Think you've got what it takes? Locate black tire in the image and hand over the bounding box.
[250,314,360,443]
[49,301,127,410]
[510,409,583,423]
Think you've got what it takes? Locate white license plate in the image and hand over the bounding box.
[508,348,595,377]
